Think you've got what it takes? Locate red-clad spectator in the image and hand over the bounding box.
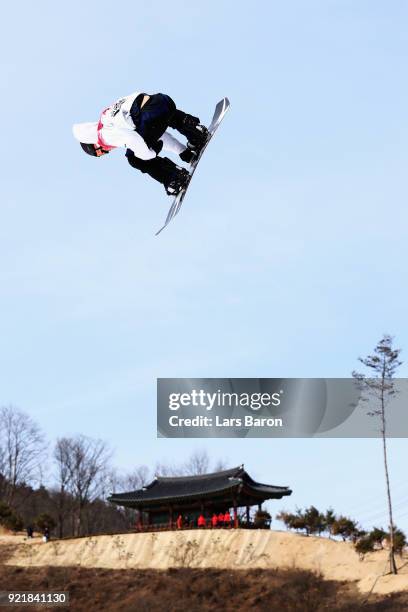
[218,512,224,527]
[176,514,183,529]
[223,510,231,527]
[211,514,218,528]
[197,514,206,528]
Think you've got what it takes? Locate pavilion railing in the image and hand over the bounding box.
[133,520,268,533]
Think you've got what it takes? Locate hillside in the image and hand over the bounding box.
[4,529,408,595]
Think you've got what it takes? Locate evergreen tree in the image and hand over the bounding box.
[353,334,402,574]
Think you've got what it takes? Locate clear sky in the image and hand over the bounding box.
[0,1,407,532]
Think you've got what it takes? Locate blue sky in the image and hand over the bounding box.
[0,1,407,531]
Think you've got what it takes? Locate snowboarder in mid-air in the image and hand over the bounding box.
[72,91,209,196]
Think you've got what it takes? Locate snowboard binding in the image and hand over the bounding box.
[170,112,209,154]
[179,143,201,164]
[184,119,209,152]
[165,166,190,196]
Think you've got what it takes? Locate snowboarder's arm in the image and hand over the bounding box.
[124,131,157,160]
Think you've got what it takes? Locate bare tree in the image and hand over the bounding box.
[154,461,182,477]
[353,334,401,575]
[55,435,112,536]
[105,466,151,529]
[155,451,228,477]
[120,465,150,491]
[183,449,210,475]
[104,467,122,496]
[0,406,47,505]
[213,458,228,472]
[53,438,73,538]
[0,445,7,498]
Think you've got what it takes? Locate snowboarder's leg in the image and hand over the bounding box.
[160,131,185,156]
[168,109,209,153]
[157,132,200,165]
[125,150,189,195]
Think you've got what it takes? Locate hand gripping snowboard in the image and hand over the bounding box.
[155,97,230,235]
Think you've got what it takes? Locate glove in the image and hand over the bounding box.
[151,139,163,155]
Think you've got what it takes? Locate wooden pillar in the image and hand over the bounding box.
[169,505,173,529]
[233,497,238,528]
[146,511,151,526]
[258,503,262,511]
[246,506,250,525]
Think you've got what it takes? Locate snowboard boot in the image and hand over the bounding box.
[169,110,209,155]
[179,143,199,164]
[164,165,190,196]
[126,150,189,195]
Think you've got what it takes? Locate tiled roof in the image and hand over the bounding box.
[108,465,291,507]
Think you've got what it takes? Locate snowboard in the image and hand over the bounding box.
[155,97,230,235]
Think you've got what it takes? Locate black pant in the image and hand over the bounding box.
[130,93,177,147]
[127,93,199,187]
[126,150,180,186]
[130,93,194,144]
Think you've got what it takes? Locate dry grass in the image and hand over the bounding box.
[0,566,407,612]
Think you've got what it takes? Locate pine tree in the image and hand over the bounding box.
[352,335,402,574]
